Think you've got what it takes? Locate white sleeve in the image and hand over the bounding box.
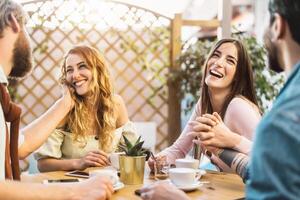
[18,130,25,148]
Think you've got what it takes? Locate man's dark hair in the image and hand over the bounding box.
[269,0,300,45]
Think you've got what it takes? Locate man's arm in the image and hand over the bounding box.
[0,176,113,200]
[19,93,73,159]
[218,148,250,182]
[0,180,73,200]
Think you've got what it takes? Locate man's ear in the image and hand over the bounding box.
[272,13,285,40]
[8,13,21,33]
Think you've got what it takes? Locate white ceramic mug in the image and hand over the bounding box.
[169,168,199,186]
[109,152,126,170]
[89,169,119,185]
[175,158,199,169]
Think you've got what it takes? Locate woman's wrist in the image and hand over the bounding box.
[232,136,252,154]
[229,132,242,148]
[72,159,81,170]
[57,97,73,113]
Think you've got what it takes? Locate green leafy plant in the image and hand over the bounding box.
[169,33,285,114]
[118,135,146,156]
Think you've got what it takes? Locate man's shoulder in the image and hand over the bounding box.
[270,66,300,112]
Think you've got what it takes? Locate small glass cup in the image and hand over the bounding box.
[154,157,169,180]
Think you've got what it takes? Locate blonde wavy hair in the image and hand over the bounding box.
[60,45,116,152]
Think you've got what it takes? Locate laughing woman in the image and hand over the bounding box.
[34,45,137,172]
[149,38,261,172]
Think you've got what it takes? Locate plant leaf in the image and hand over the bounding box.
[123,135,132,150]
[134,136,142,146]
[120,134,145,156]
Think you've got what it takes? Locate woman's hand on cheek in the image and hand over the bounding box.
[60,84,75,110]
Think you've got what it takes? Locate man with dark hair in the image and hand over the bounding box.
[247,0,300,198]
[140,0,300,199]
[0,0,113,199]
[214,0,300,198]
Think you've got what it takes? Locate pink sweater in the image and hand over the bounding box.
[159,97,261,172]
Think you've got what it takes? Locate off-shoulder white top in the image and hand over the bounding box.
[34,121,137,160]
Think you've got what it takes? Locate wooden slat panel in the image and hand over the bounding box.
[182,19,220,28]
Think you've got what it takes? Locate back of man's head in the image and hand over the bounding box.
[0,0,26,38]
[269,0,300,46]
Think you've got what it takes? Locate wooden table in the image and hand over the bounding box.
[21,168,245,200]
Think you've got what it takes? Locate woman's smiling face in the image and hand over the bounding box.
[205,42,238,91]
[65,53,93,96]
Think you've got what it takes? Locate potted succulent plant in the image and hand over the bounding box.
[118,134,147,185]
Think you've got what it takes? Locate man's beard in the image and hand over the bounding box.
[263,29,283,73]
[9,29,33,79]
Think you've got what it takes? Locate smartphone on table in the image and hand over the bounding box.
[64,170,89,178]
[43,179,80,184]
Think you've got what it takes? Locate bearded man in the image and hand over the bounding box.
[0,1,113,199]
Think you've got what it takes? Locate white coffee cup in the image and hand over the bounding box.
[89,169,119,185]
[109,152,126,170]
[175,158,199,169]
[169,168,199,186]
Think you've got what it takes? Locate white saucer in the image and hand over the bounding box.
[175,181,203,192]
[113,181,124,191]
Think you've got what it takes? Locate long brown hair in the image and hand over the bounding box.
[200,38,258,119]
[60,45,116,152]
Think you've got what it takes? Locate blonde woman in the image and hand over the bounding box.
[34,45,137,172]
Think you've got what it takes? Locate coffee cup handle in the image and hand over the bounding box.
[195,169,202,180]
